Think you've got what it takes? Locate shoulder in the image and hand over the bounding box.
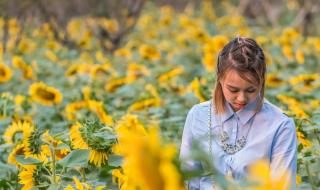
[261,98,291,121]
[261,98,295,130]
[189,100,211,118]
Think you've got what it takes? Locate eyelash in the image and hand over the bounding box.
[229,89,256,93]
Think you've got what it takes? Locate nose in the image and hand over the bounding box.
[237,92,247,103]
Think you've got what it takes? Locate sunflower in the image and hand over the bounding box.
[139,44,161,60]
[289,74,320,94]
[63,176,92,190]
[19,164,51,190]
[115,125,184,190]
[126,63,150,83]
[12,56,34,79]
[29,82,62,106]
[70,121,116,167]
[18,165,37,190]
[65,64,79,77]
[247,160,290,190]
[65,100,113,125]
[266,73,285,88]
[8,143,25,166]
[128,98,162,112]
[105,77,127,93]
[0,63,13,83]
[41,131,70,160]
[23,128,48,162]
[158,66,184,83]
[4,121,34,144]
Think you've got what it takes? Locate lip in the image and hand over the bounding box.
[233,103,246,108]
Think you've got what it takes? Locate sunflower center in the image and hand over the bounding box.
[270,77,282,83]
[36,88,55,100]
[16,146,25,155]
[304,78,314,86]
[0,68,5,76]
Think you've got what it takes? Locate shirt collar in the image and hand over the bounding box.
[221,96,259,125]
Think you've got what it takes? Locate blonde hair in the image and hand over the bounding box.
[213,37,266,114]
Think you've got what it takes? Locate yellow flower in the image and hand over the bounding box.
[90,64,113,79]
[4,121,34,144]
[18,38,37,54]
[128,98,162,112]
[183,78,206,102]
[202,52,216,72]
[23,129,49,163]
[306,37,320,52]
[82,86,91,100]
[29,82,63,106]
[65,64,79,77]
[297,131,313,148]
[12,56,34,79]
[158,66,184,83]
[126,63,150,83]
[115,125,184,190]
[19,165,37,190]
[296,175,302,185]
[295,48,304,64]
[145,84,160,99]
[45,50,59,62]
[15,95,26,106]
[256,36,269,46]
[114,48,132,58]
[65,100,113,125]
[87,100,113,125]
[202,35,228,71]
[309,99,320,110]
[0,63,13,83]
[266,73,285,88]
[115,114,147,142]
[289,74,320,94]
[282,45,294,61]
[105,77,127,92]
[70,122,111,167]
[279,28,300,45]
[41,131,70,160]
[99,18,119,33]
[8,143,25,166]
[247,160,290,190]
[139,44,161,60]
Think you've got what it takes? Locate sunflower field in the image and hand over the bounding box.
[0,0,319,190]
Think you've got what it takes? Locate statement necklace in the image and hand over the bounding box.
[208,99,256,155]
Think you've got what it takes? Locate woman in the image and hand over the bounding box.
[180,37,297,190]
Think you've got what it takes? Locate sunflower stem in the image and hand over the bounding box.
[80,168,86,182]
[305,161,316,190]
[49,143,57,185]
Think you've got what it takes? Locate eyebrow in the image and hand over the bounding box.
[226,84,256,90]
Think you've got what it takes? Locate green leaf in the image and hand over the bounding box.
[47,184,59,190]
[57,149,89,167]
[56,143,70,151]
[108,154,123,167]
[0,162,18,173]
[15,155,42,165]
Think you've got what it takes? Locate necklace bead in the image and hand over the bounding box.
[208,100,255,155]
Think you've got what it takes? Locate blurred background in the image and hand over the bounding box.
[0,0,319,189]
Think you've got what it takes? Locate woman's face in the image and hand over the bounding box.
[220,69,260,112]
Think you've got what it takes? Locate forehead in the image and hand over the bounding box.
[222,69,258,87]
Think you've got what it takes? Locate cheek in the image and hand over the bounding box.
[222,90,236,101]
[248,93,259,102]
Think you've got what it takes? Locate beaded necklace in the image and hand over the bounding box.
[208,99,256,155]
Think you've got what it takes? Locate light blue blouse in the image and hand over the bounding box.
[179,97,297,190]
